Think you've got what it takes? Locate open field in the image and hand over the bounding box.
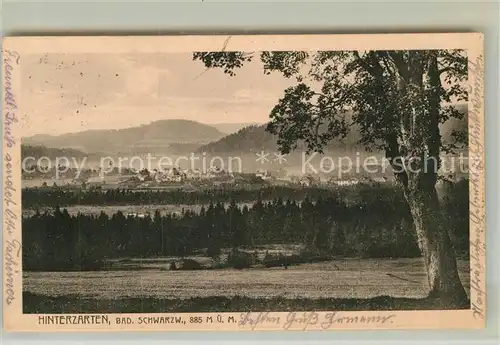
[22,204,203,218]
[24,258,470,303]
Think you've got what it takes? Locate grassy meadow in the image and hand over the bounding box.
[23,258,470,313]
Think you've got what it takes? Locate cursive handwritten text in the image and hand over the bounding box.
[238,312,281,330]
[5,239,21,305]
[468,53,485,320]
[238,311,396,330]
[4,49,20,148]
[3,48,21,306]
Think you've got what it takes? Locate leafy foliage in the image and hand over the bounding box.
[193,49,469,185]
[193,52,254,76]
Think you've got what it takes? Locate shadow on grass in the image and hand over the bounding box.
[23,292,470,314]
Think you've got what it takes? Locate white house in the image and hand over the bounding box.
[333,178,360,186]
[86,176,105,187]
[126,212,146,219]
[371,176,388,183]
[299,175,320,187]
[256,169,272,181]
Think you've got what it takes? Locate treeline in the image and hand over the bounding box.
[22,186,338,208]
[21,145,87,160]
[22,181,469,271]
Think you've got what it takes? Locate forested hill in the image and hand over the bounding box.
[198,104,468,154]
[23,120,225,154]
[21,145,88,160]
[211,123,261,134]
[198,124,361,154]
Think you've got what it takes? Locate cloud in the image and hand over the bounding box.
[21,52,292,136]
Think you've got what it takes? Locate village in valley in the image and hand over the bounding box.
[22,152,469,191]
[22,160,395,190]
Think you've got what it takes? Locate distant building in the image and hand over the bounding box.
[71,177,87,186]
[86,176,105,187]
[327,176,360,186]
[334,178,359,186]
[256,170,272,181]
[151,166,187,183]
[126,212,146,219]
[299,175,320,187]
[371,177,388,183]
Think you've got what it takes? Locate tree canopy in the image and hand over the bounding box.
[193,50,467,153]
[194,49,468,192]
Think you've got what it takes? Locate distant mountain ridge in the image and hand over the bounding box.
[24,104,467,157]
[211,123,262,134]
[23,119,225,155]
[199,104,468,155]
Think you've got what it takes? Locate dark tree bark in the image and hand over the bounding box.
[393,52,469,307]
[404,182,469,306]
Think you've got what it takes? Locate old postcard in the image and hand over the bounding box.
[2,33,485,331]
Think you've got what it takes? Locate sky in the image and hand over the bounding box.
[21,53,295,136]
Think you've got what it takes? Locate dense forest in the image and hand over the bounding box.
[21,145,87,160]
[22,181,469,271]
[22,186,340,208]
[198,123,362,154]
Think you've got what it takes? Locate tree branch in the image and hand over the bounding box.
[380,54,396,79]
[437,66,463,75]
[353,51,377,78]
[312,86,355,112]
[388,51,410,81]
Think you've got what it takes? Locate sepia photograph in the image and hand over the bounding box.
[3,34,485,331]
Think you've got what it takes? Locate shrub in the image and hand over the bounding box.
[227,249,254,269]
[169,258,202,270]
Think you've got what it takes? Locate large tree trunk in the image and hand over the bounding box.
[360,50,469,307]
[404,182,469,308]
[386,51,469,308]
